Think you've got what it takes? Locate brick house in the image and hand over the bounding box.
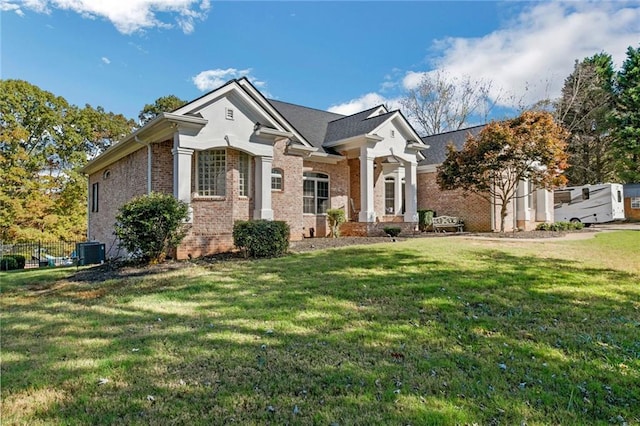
[418,126,555,232]
[82,78,552,260]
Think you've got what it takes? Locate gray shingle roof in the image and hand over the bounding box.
[419,125,486,166]
[268,99,345,149]
[324,108,395,144]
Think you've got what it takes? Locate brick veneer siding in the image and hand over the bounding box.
[272,139,304,240]
[177,149,253,259]
[417,171,493,232]
[151,140,173,194]
[88,147,148,259]
[302,158,350,238]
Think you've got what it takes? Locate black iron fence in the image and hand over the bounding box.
[1,240,80,268]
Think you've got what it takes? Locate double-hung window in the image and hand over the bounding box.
[303,172,329,214]
[238,152,250,197]
[198,149,226,196]
[631,197,640,209]
[385,177,395,214]
[271,168,283,191]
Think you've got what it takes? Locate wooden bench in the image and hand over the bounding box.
[432,216,464,233]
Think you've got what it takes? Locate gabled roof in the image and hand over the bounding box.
[268,99,344,149]
[324,107,395,144]
[419,125,486,166]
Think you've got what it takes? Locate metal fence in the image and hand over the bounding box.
[0,240,80,268]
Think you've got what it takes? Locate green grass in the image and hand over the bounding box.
[1,231,639,425]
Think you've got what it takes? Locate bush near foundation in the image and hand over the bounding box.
[114,192,190,264]
[0,256,19,271]
[536,221,584,231]
[233,220,290,258]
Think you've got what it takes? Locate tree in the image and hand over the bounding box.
[400,70,497,136]
[555,54,616,185]
[0,79,135,241]
[437,111,569,232]
[612,45,640,183]
[114,192,190,264]
[138,95,188,125]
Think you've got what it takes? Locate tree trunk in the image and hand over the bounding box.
[500,202,509,233]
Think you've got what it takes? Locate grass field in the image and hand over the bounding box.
[1,231,639,425]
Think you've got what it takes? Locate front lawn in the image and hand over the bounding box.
[1,231,638,425]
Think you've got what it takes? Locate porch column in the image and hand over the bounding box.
[359,146,376,222]
[516,180,531,222]
[403,160,418,222]
[254,156,274,220]
[172,144,194,222]
[536,189,553,222]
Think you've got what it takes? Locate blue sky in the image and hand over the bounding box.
[2,1,639,123]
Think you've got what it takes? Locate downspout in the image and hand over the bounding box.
[135,136,152,194]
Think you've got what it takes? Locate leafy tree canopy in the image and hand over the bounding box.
[437,110,569,232]
[555,53,616,185]
[138,95,188,125]
[0,79,135,241]
[612,45,640,183]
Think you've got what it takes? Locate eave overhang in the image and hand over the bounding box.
[80,112,207,175]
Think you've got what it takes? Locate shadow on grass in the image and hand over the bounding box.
[1,242,638,424]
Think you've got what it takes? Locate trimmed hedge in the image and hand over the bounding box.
[536,221,584,231]
[383,226,402,238]
[233,220,290,258]
[0,256,19,271]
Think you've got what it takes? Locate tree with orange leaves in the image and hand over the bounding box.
[437,111,569,232]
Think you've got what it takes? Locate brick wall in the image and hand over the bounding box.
[272,139,304,240]
[417,171,493,232]
[88,147,148,259]
[301,158,350,237]
[177,149,253,259]
[151,140,173,194]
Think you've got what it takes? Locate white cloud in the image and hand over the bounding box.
[191,68,270,93]
[429,2,640,107]
[101,56,111,64]
[1,0,210,34]
[328,93,402,116]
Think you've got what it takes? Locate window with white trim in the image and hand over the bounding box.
[271,168,283,191]
[197,149,226,196]
[303,172,329,214]
[238,152,250,197]
[385,177,395,214]
[631,197,640,209]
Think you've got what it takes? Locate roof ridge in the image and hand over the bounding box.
[327,104,385,124]
[268,99,345,117]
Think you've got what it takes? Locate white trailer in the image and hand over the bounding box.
[554,183,625,225]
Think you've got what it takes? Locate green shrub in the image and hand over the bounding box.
[233,220,290,258]
[417,209,435,232]
[0,256,18,271]
[114,192,190,264]
[536,221,584,231]
[383,226,402,238]
[326,208,346,238]
[11,254,26,269]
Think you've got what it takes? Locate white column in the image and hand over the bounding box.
[536,188,553,222]
[359,147,376,222]
[172,143,194,222]
[254,156,274,220]
[403,160,417,222]
[516,179,531,221]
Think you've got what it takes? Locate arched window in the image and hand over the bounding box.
[197,149,226,196]
[303,172,329,214]
[271,168,283,191]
